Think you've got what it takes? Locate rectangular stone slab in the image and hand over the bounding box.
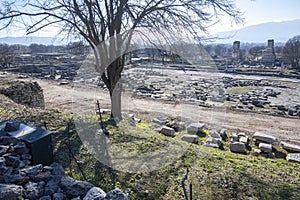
[160,126,175,137]
[286,153,300,163]
[259,143,272,153]
[281,142,300,153]
[252,132,277,144]
[180,135,199,144]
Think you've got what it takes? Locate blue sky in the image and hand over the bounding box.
[1,0,300,37]
[210,0,300,33]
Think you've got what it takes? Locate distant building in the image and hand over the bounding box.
[261,39,276,65]
[232,41,240,61]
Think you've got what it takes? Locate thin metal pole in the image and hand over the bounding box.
[181,168,189,200]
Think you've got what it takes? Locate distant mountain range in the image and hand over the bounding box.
[0,36,67,46]
[212,19,300,44]
[1,19,300,45]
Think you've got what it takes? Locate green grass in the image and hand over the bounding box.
[225,86,258,94]
[1,82,300,200]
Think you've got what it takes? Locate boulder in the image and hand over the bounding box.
[152,118,168,125]
[21,164,43,179]
[286,153,300,163]
[50,163,65,177]
[281,142,300,153]
[3,173,24,184]
[259,143,272,153]
[4,121,20,132]
[210,130,220,138]
[160,126,175,137]
[83,187,106,200]
[24,181,43,200]
[53,193,64,200]
[204,136,222,148]
[14,142,27,154]
[187,123,205,134]
[44,176,62,195]
[60,176,93,198]
[0,184,23,200]
[0,136,19,146]
[229,142,245,154]
[180,135,199,144]
[105,188,128,200]
[252,132,277,144]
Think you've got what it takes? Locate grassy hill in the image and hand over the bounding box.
[0,79,299,199]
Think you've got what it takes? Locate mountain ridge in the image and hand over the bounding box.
[0,36,67,46]
[212,19,300,44]
[1,19,300,45]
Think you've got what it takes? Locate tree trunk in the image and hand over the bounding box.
[110,80,122,120]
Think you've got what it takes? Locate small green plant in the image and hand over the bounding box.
[197,129,209,137]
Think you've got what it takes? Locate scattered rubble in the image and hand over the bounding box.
[0,135,128,200]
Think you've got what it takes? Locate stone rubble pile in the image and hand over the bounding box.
[151,116,300,164]
[229,132,249,154]
[0,135,128,200]
[0,81,45,108]
[203,130,223,148]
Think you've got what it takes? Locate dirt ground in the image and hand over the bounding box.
[2,72,300,144]
[35,78,300,144]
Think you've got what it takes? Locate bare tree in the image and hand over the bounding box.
[0,44,14,68]
[0,0,242,119]
[283,35,300,69]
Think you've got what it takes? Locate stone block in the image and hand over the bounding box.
[207,136,222,145]
[253,132,277,144]
[239,136,249,145]
[152,118,167,125]
[286,153,300,163]
[187,123,205,134]
[180,135,199,144]
[229,142,245,153]
[259,143,272,153]
[160,126,175,137]
[281,142,300,153]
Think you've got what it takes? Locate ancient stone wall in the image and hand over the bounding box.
[0,135,128,200]
[0,81,45,108]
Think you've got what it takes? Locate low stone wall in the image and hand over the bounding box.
[0,81,45,108]
[0,135,128,200]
